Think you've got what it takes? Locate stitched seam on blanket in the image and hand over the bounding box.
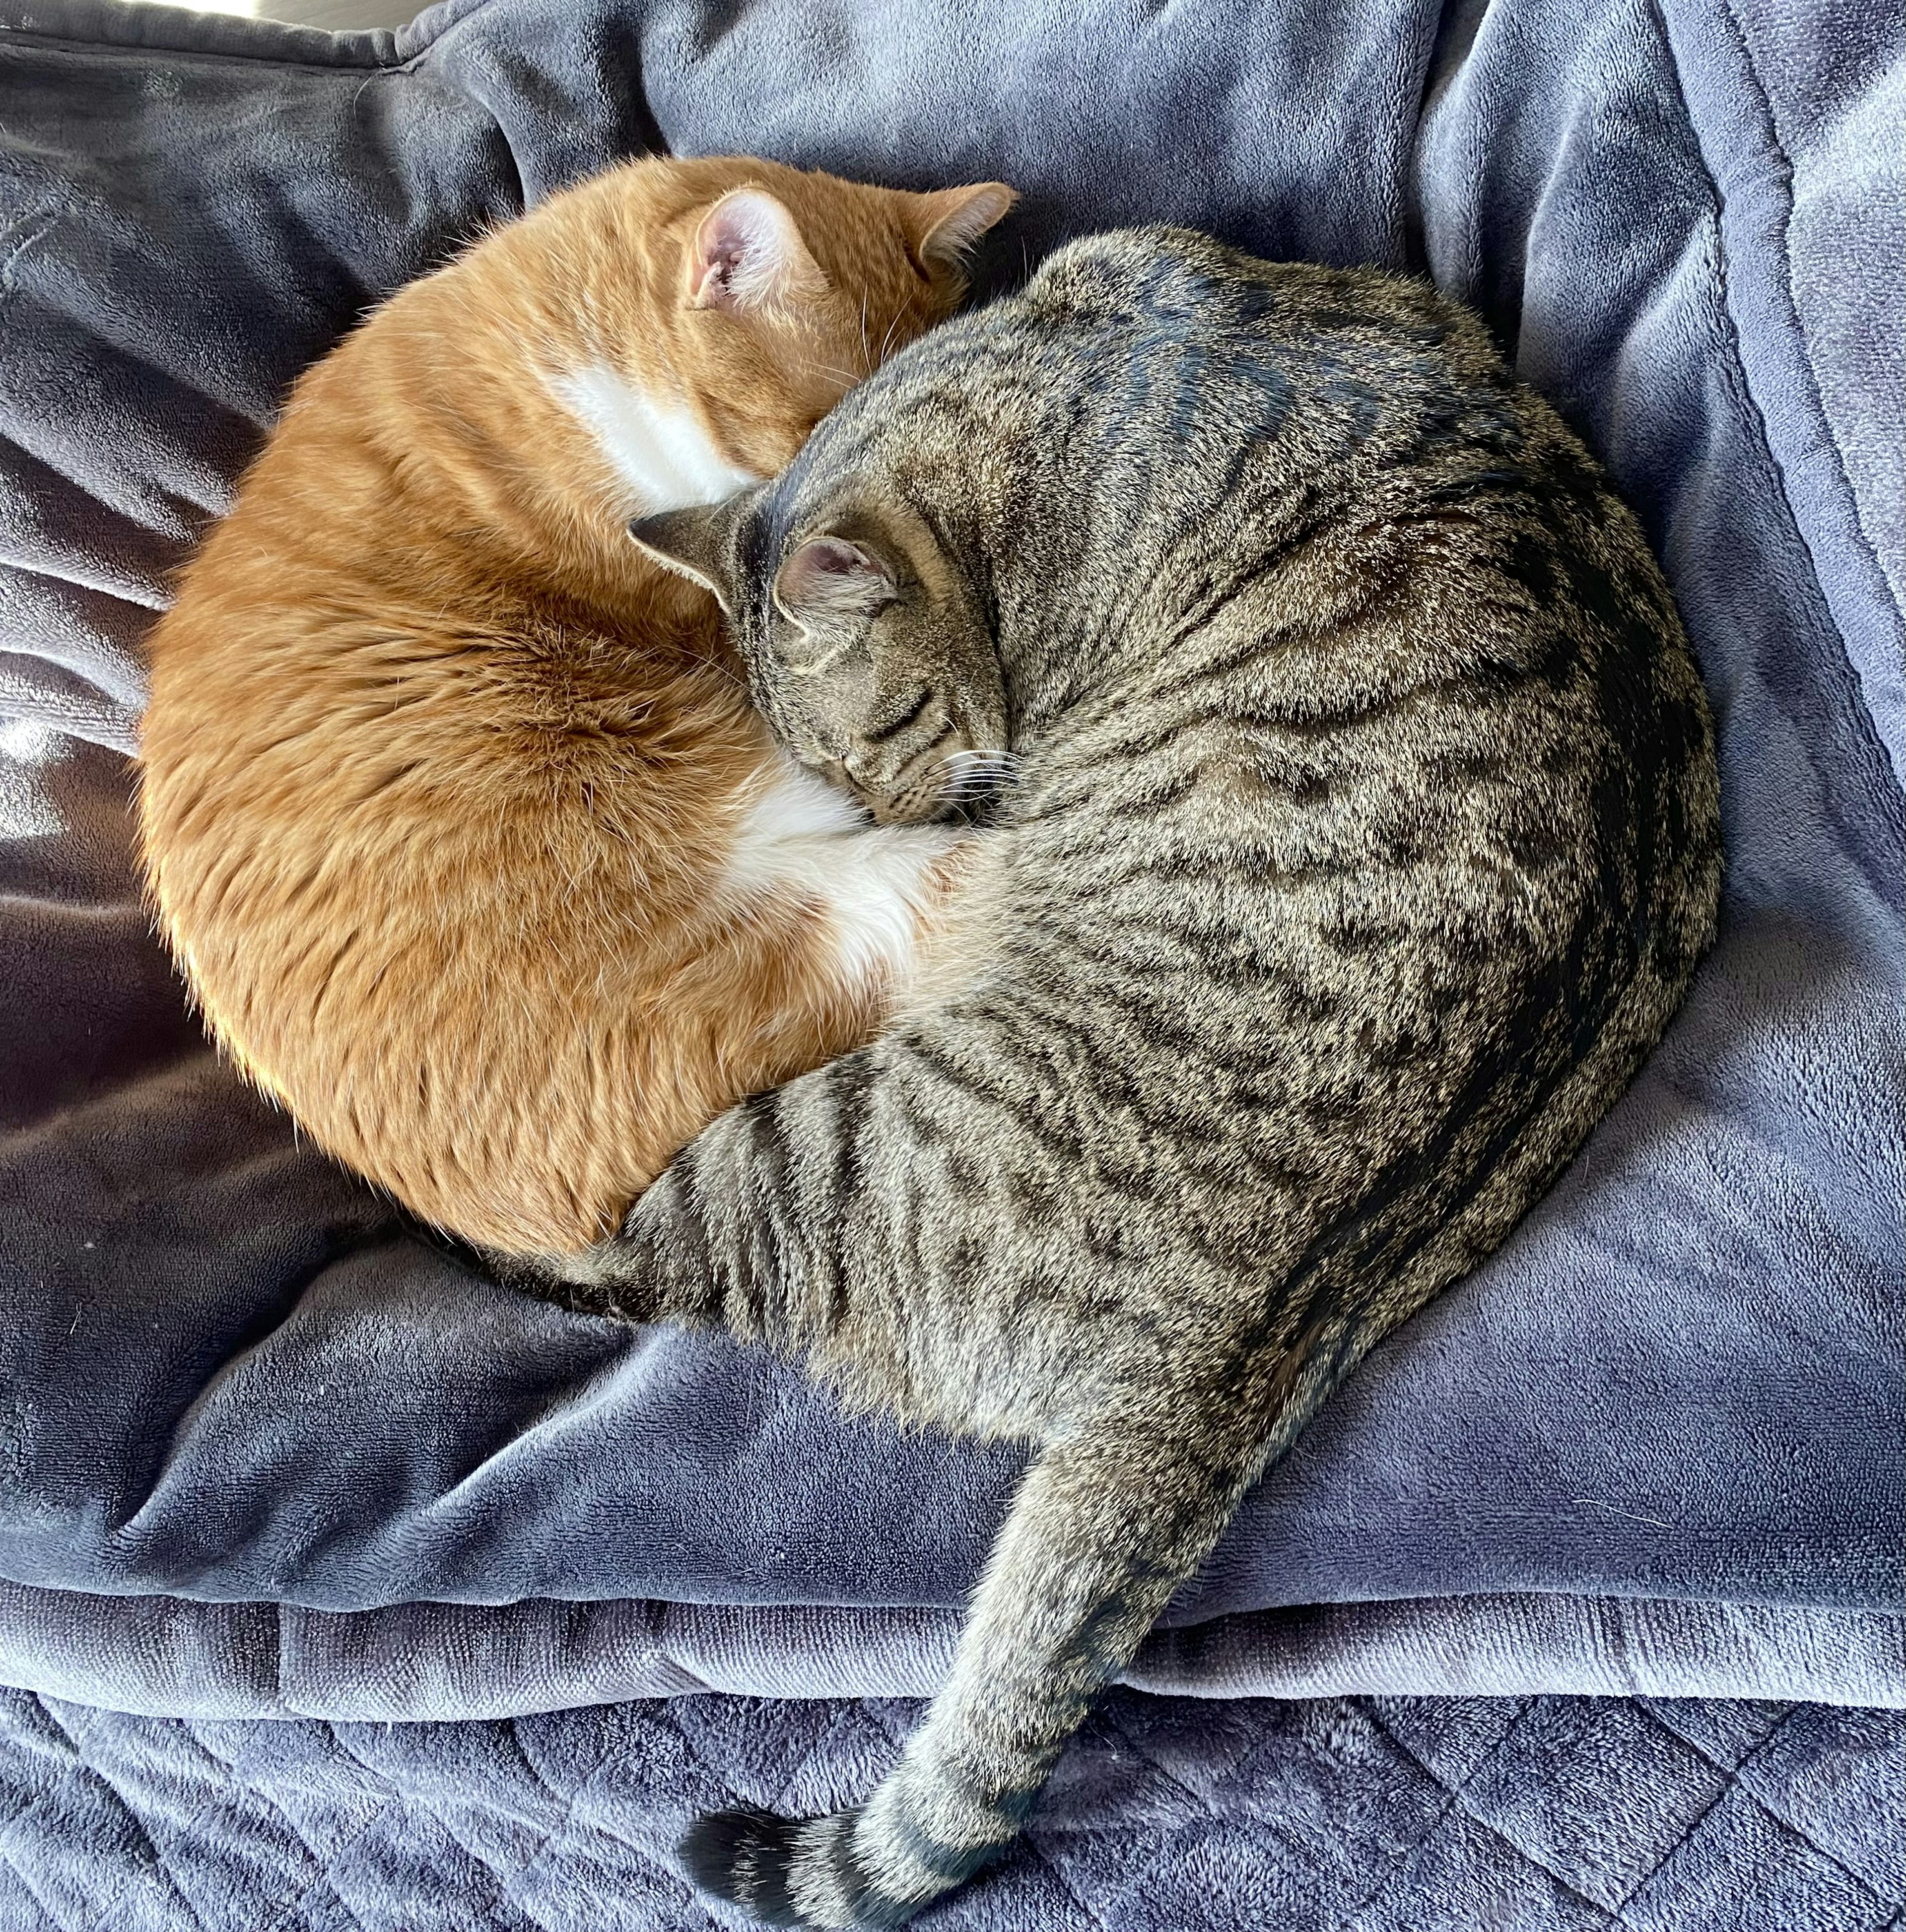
[1090,1698,1326,1878]
[1089,1702,1328,1894]
[34,1698,210,1932]
[166,1715,334,1909]
[177,1719,356,1925]
[0,1700,91,1932]
[1620,1700,1900,1924]
[0,1841,60,1932]
[1631,1701,1891,1909]
[1713,0,1899,628]
[561,1701,744,1894]
[492,1712,613,1906]
[1021,1832,1117,1932]
[240,1721,407,1932]
[1093,1704,1238,1817]
[181,1719,332,1924]
[329,1737,540,1932]
[1645,0,1904,746]
[767,1697,893,1820]
[0,25,393,72]
[354,1757,518,1915]
[781,1700,912,1816]
[0,1865,55,1932]
[0,0,505,72]
[1330,1697,1546,1928]
[1349,1699,1624,1927]
[502,1710,576,1821]
[1599,1702,1792,1916]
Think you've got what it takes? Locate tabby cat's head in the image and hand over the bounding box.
[631,486,1010,824]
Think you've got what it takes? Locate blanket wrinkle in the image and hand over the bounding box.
[1653,0,1905,772]
[1730,0,1906,612]
[1711,0,1892,605]
[112,1292,332,1550]
[0,578,150,703]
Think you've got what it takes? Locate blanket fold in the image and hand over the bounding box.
[0,1580,1897,1721]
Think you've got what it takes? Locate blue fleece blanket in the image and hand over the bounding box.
[1,1684,1901,1932]
[0,0,1901,1732]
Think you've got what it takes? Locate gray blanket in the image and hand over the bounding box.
[2,1685,1902,1931]
[0,0,1901,1733]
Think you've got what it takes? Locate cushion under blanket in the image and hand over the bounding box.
[0,0,1900,1717]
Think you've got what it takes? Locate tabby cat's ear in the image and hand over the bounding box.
[910,182,1018,273]
[773,535,898,625]
[629,493,757,609]
[688,189,829,313]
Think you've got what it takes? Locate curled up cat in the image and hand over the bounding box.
[509,228,1723,1927]
[136,156,1015,1255]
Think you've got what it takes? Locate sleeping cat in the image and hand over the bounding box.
[514,229,1723,1926]
[136,156,1013,1254]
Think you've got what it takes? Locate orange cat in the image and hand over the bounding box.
[136,157,1014,1255]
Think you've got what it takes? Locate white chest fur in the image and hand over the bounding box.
[552,369,967,999]
[549,362,758,512]
[724,753,967,996]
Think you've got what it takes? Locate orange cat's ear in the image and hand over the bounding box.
[773,535,898,625]
[629,492,760,608]
[910,182,1018,274]
[688,190,829,313]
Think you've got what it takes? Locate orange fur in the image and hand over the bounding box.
[136,157,1013,1254]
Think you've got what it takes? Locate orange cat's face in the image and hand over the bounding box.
[406,156,1017,604]
[654,164,1018,479]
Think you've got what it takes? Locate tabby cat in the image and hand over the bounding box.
[136,157,1013,1254]
[514,227,1722,1928]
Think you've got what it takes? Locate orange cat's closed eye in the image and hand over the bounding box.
[136,155,1014,1256]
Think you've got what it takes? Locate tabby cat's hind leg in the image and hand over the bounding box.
[680,1406,1272,1928]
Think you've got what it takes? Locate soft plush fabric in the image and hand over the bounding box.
[3,1579,1899,1721]
[1,1685,1901,1932]
[0,0,1900,1726]
[1,0,1901,1922]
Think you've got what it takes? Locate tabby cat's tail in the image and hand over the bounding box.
[671,1356,1340,1930]
[515,922,1703,1926]
[533,1116,1351,1927]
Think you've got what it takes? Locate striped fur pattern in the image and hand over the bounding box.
[516,229,1722,1925]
